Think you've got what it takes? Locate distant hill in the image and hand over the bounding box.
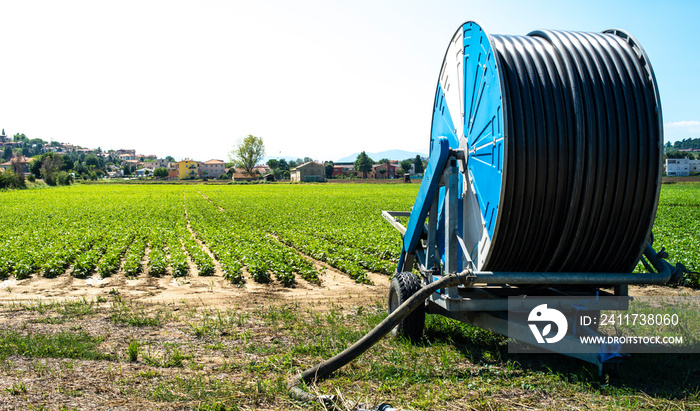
[336,149,427,163]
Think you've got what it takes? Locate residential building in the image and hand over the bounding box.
[142,162,158,171]
[666,158,700,176]
[167,162,179,180]
[291,161,326,182]
[231,168,258,182]
[153,158,168,168]
[0,156,31,174]
[178,159,200,179]
[370,162,398,179]
[119,153,136,161]
[253,164,270,175]
[332,163,356,177]
[201,159,226,178]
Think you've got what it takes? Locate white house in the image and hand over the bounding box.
[666,158,700,176]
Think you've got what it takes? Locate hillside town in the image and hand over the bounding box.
[0,129,424,185]
[3,128,699,185]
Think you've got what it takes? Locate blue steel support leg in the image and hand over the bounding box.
[444,158,460,299]
[399,137,451,269]
[402,136,451,255]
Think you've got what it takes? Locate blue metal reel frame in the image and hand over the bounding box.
[397,136,451,273]
[429,21,505,271]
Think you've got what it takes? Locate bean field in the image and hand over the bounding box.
[0,184,417,287]
[0,182,698,286]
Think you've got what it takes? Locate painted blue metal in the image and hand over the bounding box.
[430,83,459,151]
[402,137,451,255]
[462,22,505,239]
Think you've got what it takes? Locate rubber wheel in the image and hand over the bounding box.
[388,271,425,342]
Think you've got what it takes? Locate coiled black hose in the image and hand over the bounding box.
[484,29,662,274]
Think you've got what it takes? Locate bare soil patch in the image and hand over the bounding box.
[0,267,389,311]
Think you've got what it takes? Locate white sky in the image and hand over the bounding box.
[1,0,699,162]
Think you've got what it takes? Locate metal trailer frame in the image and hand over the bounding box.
[383,145,686,374]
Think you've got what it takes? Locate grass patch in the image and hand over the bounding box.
[109,301,171,327]
[0,298,698,409]
[0,329,115,361]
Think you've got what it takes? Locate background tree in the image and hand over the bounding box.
[0,170,25,189]
[61,155,74,171]
[153,167,168,179]
[229,134,265,174]
[266,159,279,170]
[10,156,26,185]
[666,151,695,159]
[354,151,374,178]
[400,159,413,174]
[303,156,313,164]
[377,158,391,165]
[413,155,424,174]
[40,152,64,186]
[324,161,335,179]
[123,164,135,176]
[85,154,100,168]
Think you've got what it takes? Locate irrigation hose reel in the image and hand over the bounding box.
[291,21,691,409]
[383,21,689,372]
[425,21,663,275]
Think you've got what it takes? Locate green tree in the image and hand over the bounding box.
[354,151,374,178]
[153,167,168,179]
[413,155,424,174]
[85,154,100,168]
[40,152,64,186]
[400,159,413,173]
[266,159,280,169]
[229,134,265,174]
[10,157,26,186]
[666,151,694,159]
[61,155,74,171]
[0,169,25,189]
[324,161,335,179]
[377,158,391,165]
[12,133,27,142]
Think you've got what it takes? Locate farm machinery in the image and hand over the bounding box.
[381,21,691,373]
[290,22,694,407]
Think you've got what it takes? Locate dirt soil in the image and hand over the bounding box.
[1,267,697,310]
[0,266,391,311]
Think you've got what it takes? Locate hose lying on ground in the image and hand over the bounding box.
[288,270,475,406]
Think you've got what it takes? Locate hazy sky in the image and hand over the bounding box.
[1,0,698,162]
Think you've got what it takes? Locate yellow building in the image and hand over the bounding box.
[178,159,200,180]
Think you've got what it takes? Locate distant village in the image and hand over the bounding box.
[0,129,423,183]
